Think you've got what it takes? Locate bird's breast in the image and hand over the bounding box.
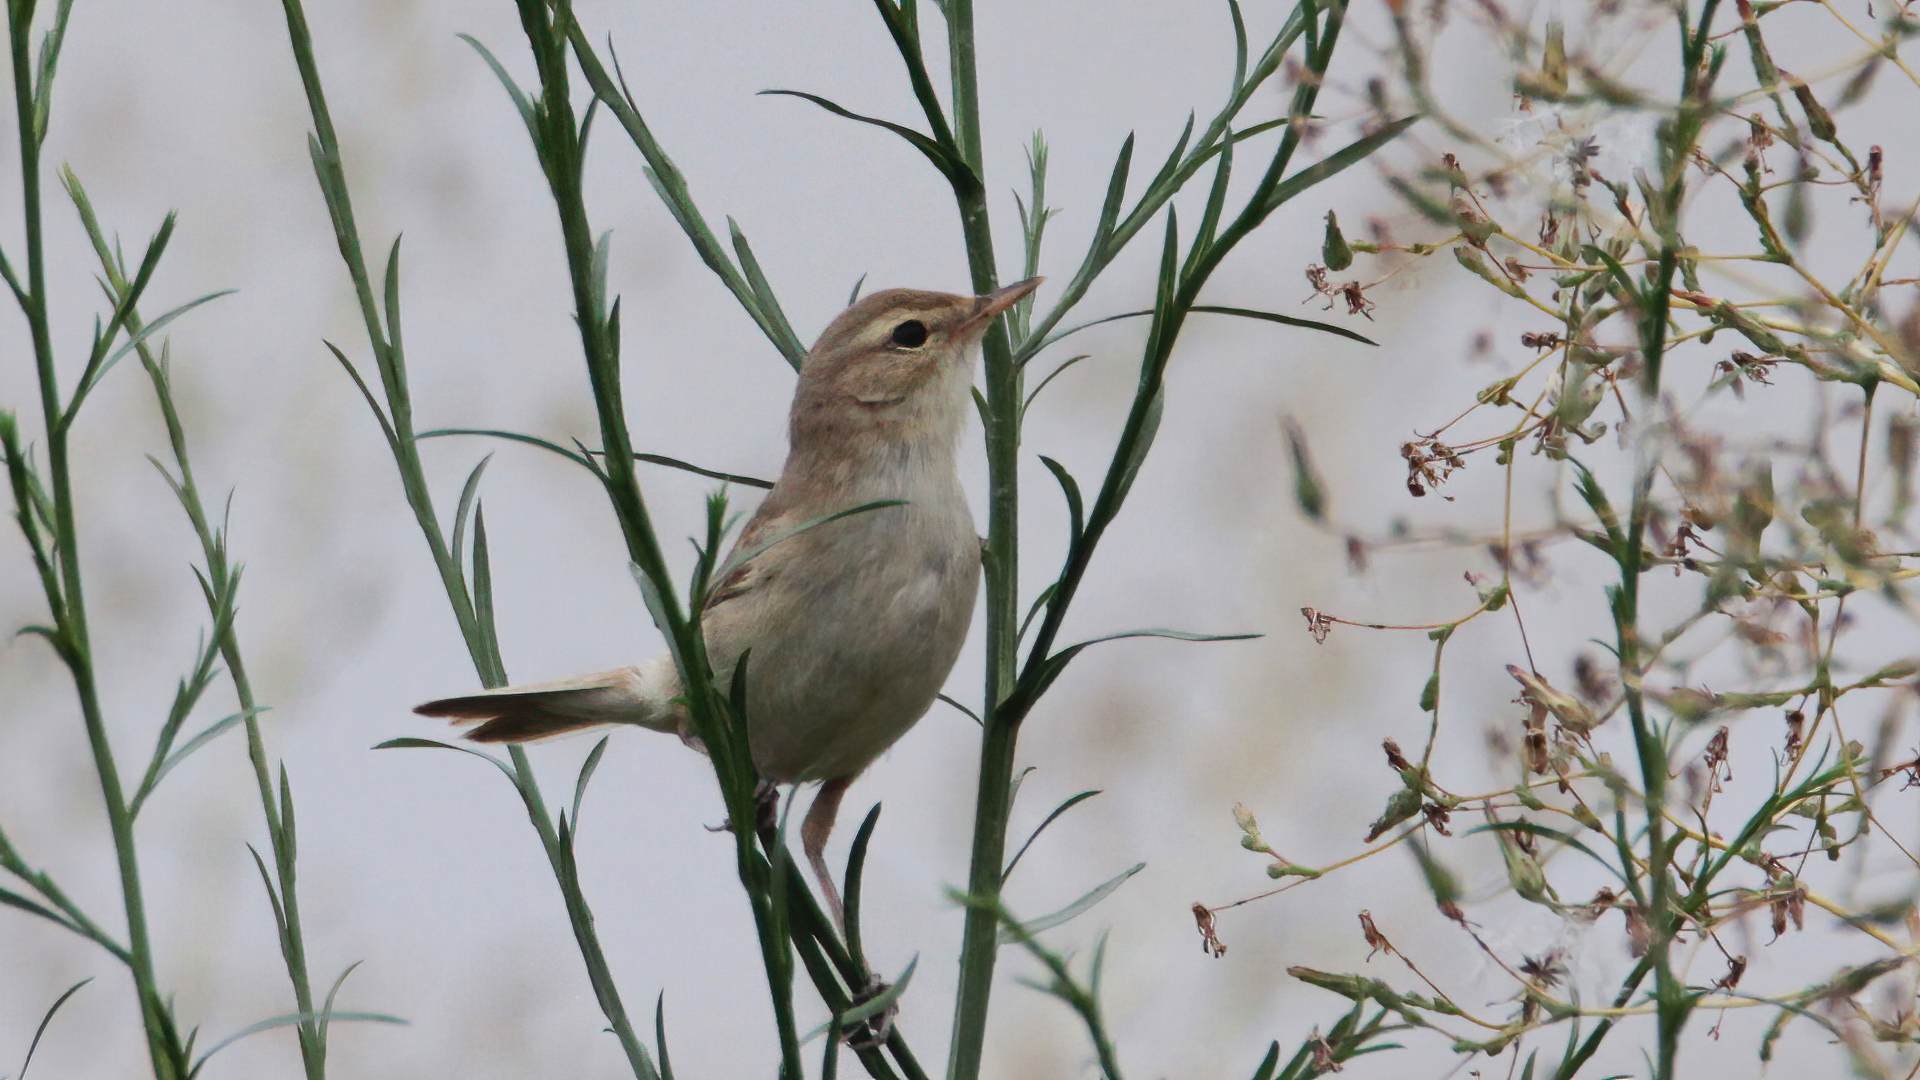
[739,478,979,782]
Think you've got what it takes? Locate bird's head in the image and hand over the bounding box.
[789,277,1042,450]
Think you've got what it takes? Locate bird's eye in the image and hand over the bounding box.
[891,319,929,348]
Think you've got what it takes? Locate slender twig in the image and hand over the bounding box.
[266,2,659,1073]
[2,3,183,1073]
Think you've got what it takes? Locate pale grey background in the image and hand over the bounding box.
[0,1,1912,1077]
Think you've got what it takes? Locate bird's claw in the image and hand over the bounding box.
[704,779,781,834]
[843,973,896,1050]
[753,779,779,834]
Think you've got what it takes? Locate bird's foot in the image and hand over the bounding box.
[843,973,897,1051]
[753,778,780,834]
[703,780,781,834]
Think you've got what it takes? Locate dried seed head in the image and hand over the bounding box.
[1192,902,1227,958]
[1359,909,1393,960]
[1382,737,1413,773]
[1715,955,1748,992]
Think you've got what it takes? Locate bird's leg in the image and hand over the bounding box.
[801,778,897,1048]
[801,776,851,937]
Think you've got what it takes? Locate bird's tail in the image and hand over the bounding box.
[413,659,680,743]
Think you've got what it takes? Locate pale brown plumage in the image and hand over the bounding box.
[414,277,1042,929]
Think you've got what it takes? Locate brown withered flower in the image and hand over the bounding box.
[1402,437,1465,498]
[1301,606,1335,644]
[1192,902,1227,958]
[1359,910,1394,960]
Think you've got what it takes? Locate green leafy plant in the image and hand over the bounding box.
[265,0,1409,1076]
[0,1,394,1076]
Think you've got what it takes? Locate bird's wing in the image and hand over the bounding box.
[704,487,796,614]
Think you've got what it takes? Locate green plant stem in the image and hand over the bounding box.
[1013,1,1349,704]
[68,191,328,1078]
[937,1,1031,1075]
[5,7,180,1075]
[553,17,806,370]
[508,4,805,1074]
[268,4,658,1075]
[1605,6,1721,1077]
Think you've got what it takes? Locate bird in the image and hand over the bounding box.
[414,276,1043,931]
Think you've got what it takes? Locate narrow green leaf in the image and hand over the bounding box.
[1035,625,1257,700]
[589,230,613,323]
[421,431,776,488]
[1016,582,1058,643]
[1003,789,1102,883]
[472,503,501,680]
[372,737,515,781]
[633,452,772,490]
[1258,114,1420,216]
[571,735,611,831]
[191,1010,406,1072]
[69,290,236,418]
[800,955,918,1043]
[415,427,593,471]
[758,90,964,184]
[1094,134,1136,246]
[279,764,297,867]
[1041,303,1375,352]
[1282,417,1327,522]
[1038,455,1084,544]
[1187,130,1234,274]
[997,862,1144,943]
[316,959,364,1052]
[451,453,494,572]
[843,802,882,970]
[245,843,287,946]
[457,33,536,130]
[1460,821,1628,883]
[1108,386,1164,514]
[28,0,76,147]
[1248,1039,1280,1080]
[17,976,90,1080]
[382,235,404,365]
[1226,0,1249,94]
[323,341,399,452]
[847,272,867,306]
[1144,112,1197,198]
[1020,353,1089,415]
[134,707,266,813]
[713,499,908,585]
[937,692,982,726]
[1007,765,1039,815]
[0,886,83,940]
[727,218,795,340]
[655,993,675,1080]
[838,954,916,1029]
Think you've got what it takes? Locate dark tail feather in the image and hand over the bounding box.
[414,666,666,744]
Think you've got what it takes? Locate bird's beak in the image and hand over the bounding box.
[962,277,1044,335]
